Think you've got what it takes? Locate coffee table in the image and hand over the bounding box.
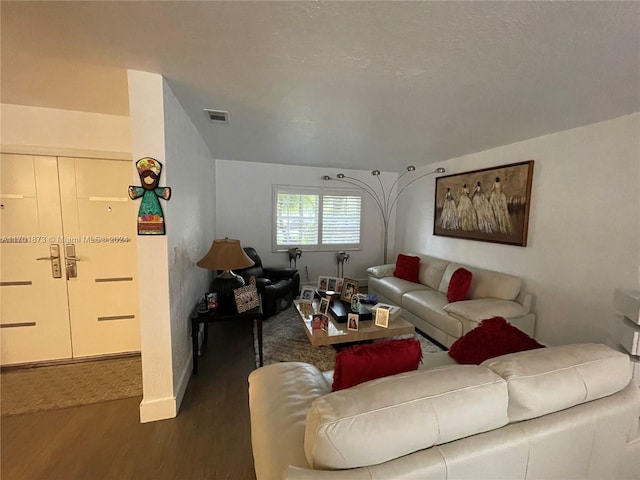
[294,299,415,347]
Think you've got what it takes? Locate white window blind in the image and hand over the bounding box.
[275,192,319,246]
[322,195,362,244]
[273,186,362,250]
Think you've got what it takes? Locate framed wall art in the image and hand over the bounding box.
[433,161,534,246]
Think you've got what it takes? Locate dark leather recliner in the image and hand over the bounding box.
[235,247,300,319]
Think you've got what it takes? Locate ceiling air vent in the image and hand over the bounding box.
[204,109,230,124]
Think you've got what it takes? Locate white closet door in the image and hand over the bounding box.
[0,154,72,364]
[0,154,140,365]
[58,157,140,358]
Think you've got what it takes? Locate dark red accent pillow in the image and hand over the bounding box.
[447,267,473,302]
[393,254,420,283]
[332,338,422,391]
[448,317,545,365]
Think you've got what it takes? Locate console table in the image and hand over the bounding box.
[190,304,263,374]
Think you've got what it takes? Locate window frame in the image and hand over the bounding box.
[272,185,364,252]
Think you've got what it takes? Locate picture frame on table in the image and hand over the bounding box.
[347,313,359,331]
[374,306,390,328]
[205,292,218,310]
[234,284,260,313]
[319,297,330,315]
[340,278,359,302]
[300,285,315,303]
[317,275,329,292]
[312,313,329,331]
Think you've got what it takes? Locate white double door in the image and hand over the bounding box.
[0,154,140,365]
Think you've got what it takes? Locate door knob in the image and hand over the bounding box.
[36,244,62,278]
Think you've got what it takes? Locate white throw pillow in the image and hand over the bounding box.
[443,298,528,322]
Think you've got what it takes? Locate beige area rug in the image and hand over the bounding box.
[254,306,442,371]
[1,356,143,417]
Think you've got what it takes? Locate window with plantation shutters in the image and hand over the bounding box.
[322,195,361,244]
[273,186,362,251]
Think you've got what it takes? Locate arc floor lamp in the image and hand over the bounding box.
[323,166,445,264]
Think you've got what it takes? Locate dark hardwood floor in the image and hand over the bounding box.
[1,320,258,480]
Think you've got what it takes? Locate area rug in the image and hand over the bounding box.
[1,356,143,417]
[254,306,442,371]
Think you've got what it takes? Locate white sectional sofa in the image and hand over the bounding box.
[367,253,536,347]
[248,344,640,480]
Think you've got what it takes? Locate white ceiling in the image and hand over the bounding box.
[2,1,639,172]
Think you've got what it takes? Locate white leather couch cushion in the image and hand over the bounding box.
[416,255,449,290]
[402,290,464,338]
[443,298,529,322]
[304,365,508,470]
[366,264,395,279]
[483,343,632,422]
[438,263,522,301]
[467,266,522,301]
[368,275,428,305]
[249,363,331,480]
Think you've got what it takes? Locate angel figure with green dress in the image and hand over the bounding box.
[128,157,171,235]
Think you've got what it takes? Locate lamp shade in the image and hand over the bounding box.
[196,238,255,271]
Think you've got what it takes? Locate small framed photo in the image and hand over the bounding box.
[327,277,338,292]
[317,275,329,292]
[335,278,344,293]
[374,306,390,328]
[319,297,330,315]
[312,313,329,330]
[205,292,218,310]
[340,278,359,302]
[234,284,260,313]
[347,313,359,331]
[300,285,315,303]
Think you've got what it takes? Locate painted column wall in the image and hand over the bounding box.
[395,113,640,346]
[161,78,216,405]
[127,70,175,422]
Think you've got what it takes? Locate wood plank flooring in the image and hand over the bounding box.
[1,320,258,480]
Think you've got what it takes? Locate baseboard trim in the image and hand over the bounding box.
[138,355,192,423]
[174,355,192,413]
[139,396,177,423]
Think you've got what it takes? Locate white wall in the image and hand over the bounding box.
[0,103,131,158]
[128,70,216,422]
[162,78,216,406]
[215,160,397,284]
[396,113,640,346]
[128,71,174,422]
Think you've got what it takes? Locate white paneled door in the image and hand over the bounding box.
[0,154,140,365]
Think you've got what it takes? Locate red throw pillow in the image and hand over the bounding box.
[393,254,420,283]
[448,317,545,365]
[332,338,422,391]
[447,267,473,302]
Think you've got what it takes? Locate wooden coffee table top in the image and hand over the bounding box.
[294,299,415,347]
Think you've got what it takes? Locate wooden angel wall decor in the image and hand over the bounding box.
[128,157,172,235]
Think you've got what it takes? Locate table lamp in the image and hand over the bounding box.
[197,238,255,312]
